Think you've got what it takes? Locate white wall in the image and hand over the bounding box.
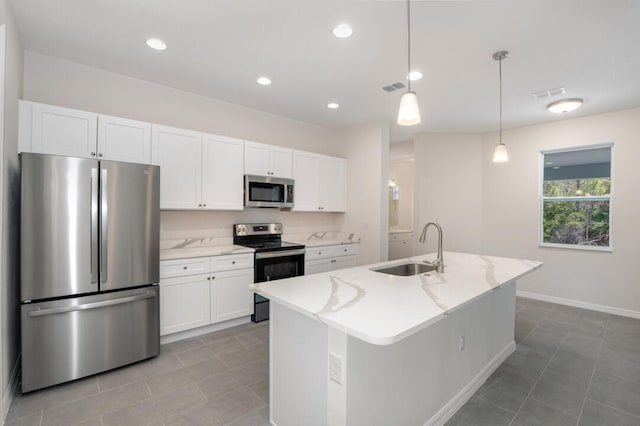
[482,108,640,316]
[390,140,414,160]
[337,122,390,265]
[413,133,484,256]
[0,0,22,420]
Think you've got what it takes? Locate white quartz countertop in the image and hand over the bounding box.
[160,245,254,260]
[289,238,359,248]
[250,251,542,346]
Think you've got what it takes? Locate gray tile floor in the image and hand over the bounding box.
[447,297,640,426]
[6,297,640,425]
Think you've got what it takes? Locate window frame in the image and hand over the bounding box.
[538,143,614,252]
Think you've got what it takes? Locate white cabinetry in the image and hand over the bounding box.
[305,244,358,275]
[292,150,346,212]
[19,101,152,164]
[152,125,244,210]
[388,232,414,260]
[159,253,254,336]
[244,141,293,178]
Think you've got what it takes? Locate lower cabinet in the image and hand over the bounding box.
[160,254,254,336]
[304,244,358,276]
[388,232,414,261]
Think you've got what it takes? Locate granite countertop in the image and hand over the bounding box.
[160,245,254,260]
[250,251,542,346]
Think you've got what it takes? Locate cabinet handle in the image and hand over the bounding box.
[98,153,103,157]
[183,266,187,270]
[344,248,347,252]
[203,204,207,207]
[207,277,210,280]
[198,204,202,207]
[232,261,236,264]
[91,152,96,157]
[211,276,216,280]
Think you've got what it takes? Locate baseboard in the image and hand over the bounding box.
[517,290,640,320]
[2,353,21,423]
[425,341,516,426]
[160,316,251,345]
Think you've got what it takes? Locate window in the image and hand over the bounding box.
[540,144,612,250]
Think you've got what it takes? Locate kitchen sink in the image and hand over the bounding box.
[371,262,437,276]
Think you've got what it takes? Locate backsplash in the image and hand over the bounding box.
[160,210,346,249]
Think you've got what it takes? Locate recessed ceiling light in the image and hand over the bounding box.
[332,24,353,39]
[327,102,339,109]
[408,71,423,81]
[545,161,553,165]
[146,38,167,51]
[552,166,561,170]
[257,77,272,86]
[548,98,583,114]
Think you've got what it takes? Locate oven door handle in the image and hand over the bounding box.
[255,248,306,259]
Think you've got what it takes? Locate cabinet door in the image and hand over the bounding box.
[152,125,203,209]
[320,156,347,212]
[31,102,98,158]
[329,255,357,271]
[292,150,320,212]
[211,268,254,323]
[244,141,270,176]
[388,240,412,261]
[160,274,210,335]
[97,115,151,164]
[305,259,329,276]
[202,134,244,210]
[270,146,293,178]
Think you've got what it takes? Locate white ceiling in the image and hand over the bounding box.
[10,0,640,142]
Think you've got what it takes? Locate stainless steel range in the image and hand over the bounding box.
[233,223,305,322]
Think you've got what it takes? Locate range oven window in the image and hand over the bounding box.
[248,182,285,203]
[255,253,304,283]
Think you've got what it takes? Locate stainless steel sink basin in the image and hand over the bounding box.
[371,262,437,276]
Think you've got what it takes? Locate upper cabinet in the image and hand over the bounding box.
[19,101,152,164]
[244,141,293,178]
[292,150,346,212]
[151,125,244,210]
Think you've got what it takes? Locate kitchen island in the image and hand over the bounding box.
[251,251,542,426]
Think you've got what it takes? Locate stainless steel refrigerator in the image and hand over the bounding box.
[20,153,160,393]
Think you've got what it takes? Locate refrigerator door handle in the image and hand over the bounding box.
[26,291,156,317]
[90,167,99,284]
[100,168,108,283]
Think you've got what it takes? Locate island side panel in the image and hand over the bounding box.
[270,302,328,426]
[345,283,517,425]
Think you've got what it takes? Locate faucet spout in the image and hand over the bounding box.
[418,222,444,273]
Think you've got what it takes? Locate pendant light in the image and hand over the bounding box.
[492,50,509,163]
[397,0,421,126]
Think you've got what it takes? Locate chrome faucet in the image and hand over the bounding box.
[418,222,444,273]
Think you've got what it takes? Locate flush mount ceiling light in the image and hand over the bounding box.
[327,102,340,109]
[257,77,272,86]
[492,50,509,163]
[332,23,353,38]
[146,38,167,51]
[397,0,421,126]
[547,98,583,114]
[408,71,423,81]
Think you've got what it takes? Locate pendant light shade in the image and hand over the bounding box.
[492,50,509,163]
[397,91,421,126]
[492,143,509,163]
[397,0,421,126]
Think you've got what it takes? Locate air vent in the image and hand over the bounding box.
[382,82,406,92]
[532,87,566,100]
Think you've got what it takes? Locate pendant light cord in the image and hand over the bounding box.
[407,0,411,92]
[499,55,503,145]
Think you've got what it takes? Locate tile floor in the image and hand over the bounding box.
[6,297,640,426]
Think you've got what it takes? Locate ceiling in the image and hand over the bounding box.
[10,0,640,143]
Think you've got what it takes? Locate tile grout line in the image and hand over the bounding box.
[508,305,569,426]
[574,314,610,426]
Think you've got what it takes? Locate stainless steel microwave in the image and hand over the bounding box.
[244,175,294,208]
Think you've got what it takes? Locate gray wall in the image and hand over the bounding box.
[0,0,23,420]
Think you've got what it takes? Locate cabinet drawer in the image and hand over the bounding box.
[331,244,358,257]
[211,253,254,272]
[389,232,413,242]
[160,257,210,278]
[305,247,333,260]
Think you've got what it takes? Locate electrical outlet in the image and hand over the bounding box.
[459,336,465,351]
[329,352,343,384]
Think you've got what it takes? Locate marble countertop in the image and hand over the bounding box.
[160,245,254,260]
[288,238,360,248]
[250,251,542,346]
